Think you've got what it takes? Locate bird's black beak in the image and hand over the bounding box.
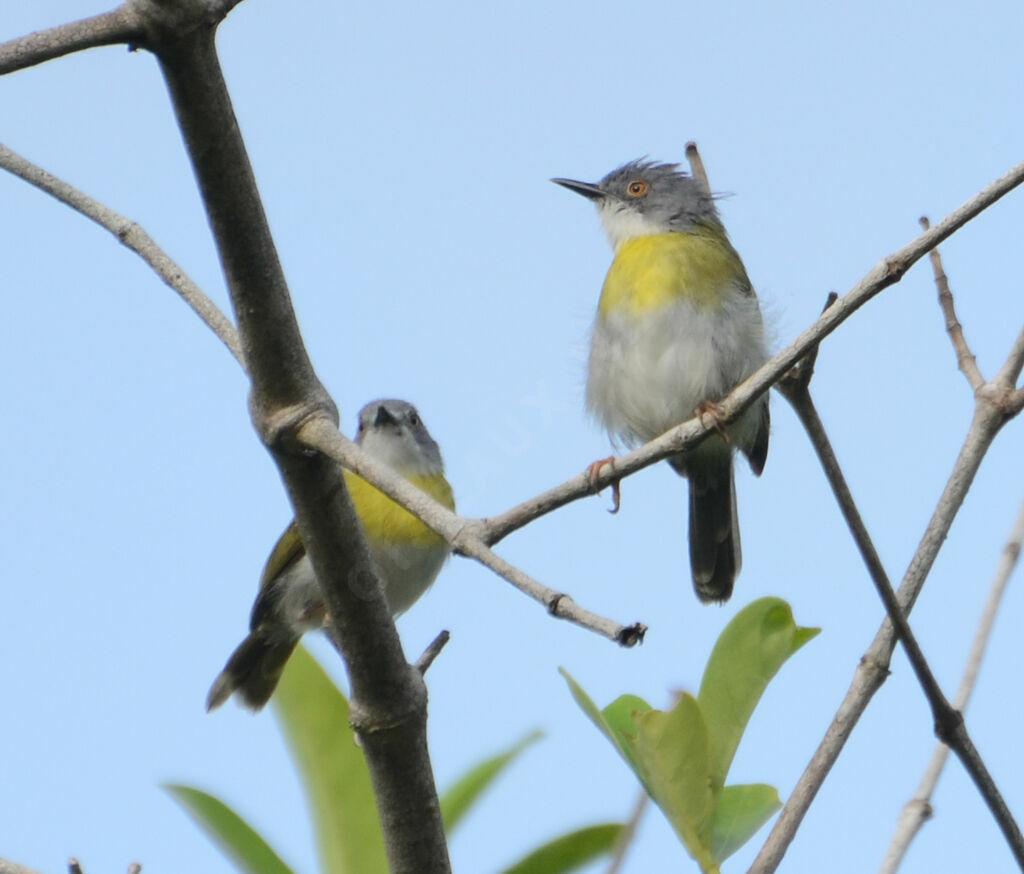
[374,405,398,428]
[551,177,606,201]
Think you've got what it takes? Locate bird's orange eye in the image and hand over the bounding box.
[626,180,648,197]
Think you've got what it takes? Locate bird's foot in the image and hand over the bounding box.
[696,401,730,444]
[586,456,621,514]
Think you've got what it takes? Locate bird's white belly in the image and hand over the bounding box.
[271,541,449,631]
[587,294,766,448]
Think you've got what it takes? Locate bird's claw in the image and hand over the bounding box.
[696,401,730,444]
[586,456,621,513]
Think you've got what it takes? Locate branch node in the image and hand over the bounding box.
[933,703,965,747]
[546,592,569,615]
[253,403,338,453]
[884,255,906,279]
[349,671,426,737]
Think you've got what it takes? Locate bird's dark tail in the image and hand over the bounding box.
[206,629,300,712]
[686,454,741,603]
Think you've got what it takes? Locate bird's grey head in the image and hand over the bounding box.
[356,399,444,475]
[552,159,720,249]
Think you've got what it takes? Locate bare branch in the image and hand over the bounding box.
[297,417,646,646]
[415,630,450,675]
[0,859,47,874]
[140,7,449,871]
[996,323,1024,391]
[0,142,244,368]
[880,499,1024,874]
[751,268,1024,872]
[0,6,142,76]
[778,378,1024,869]
[685,141,711,195]
[604,790,649,874]
[919,216,984,391]
[482,159,1024,548]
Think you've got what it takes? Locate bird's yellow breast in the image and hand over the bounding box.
[599,226,750,318]
[344,470,455,548]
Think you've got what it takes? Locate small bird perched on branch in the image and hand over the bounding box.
[553,158,769,602]
[207,399,455,711]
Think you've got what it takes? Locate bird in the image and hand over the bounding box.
[207,398,455,711]
[553,159,769,603]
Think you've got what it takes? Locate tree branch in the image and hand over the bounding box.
[0,142,245,368]
[0,859,46,874]
[481,157,1024,547]
[880,498,1024,874]
[414,630,450,675]
[920,217,984,391]
[751,275,1024,872]
[133,2,450,870]
[297,418,647,646]
[0,6,142,76]
[778,363,1024,869]
[685,141,711,196]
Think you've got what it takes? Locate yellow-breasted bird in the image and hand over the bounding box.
[553,159,769,603]
[207,399,455,710]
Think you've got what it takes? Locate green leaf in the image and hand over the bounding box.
[271,645,387,874]
[697,597,819,790]
[710,784,781,862]
[562,671,716,871]
[441,729,544,834]
[499,823,624,874]
[560,668,651,777]
[633,695,717,871]
[164,784,295,874]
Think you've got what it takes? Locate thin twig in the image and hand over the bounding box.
[298,417,647,646]
[920,217,984,391]
[685,141,711,196]
[995,324,1024,394]
[779,378,1024,868]
[604,790,649,874]
[0,142,244,368]
[879,498,1024,874]
[0,6,141,75]
[0,860,47,874]
[415,630,451,675]
[752,280,1024,872]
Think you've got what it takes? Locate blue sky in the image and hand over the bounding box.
[2,2,1024,873]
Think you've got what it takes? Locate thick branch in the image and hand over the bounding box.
[0,6,141,76]
[880,497,1024,874]
[0,142,244,367]
[143,8,449,872]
